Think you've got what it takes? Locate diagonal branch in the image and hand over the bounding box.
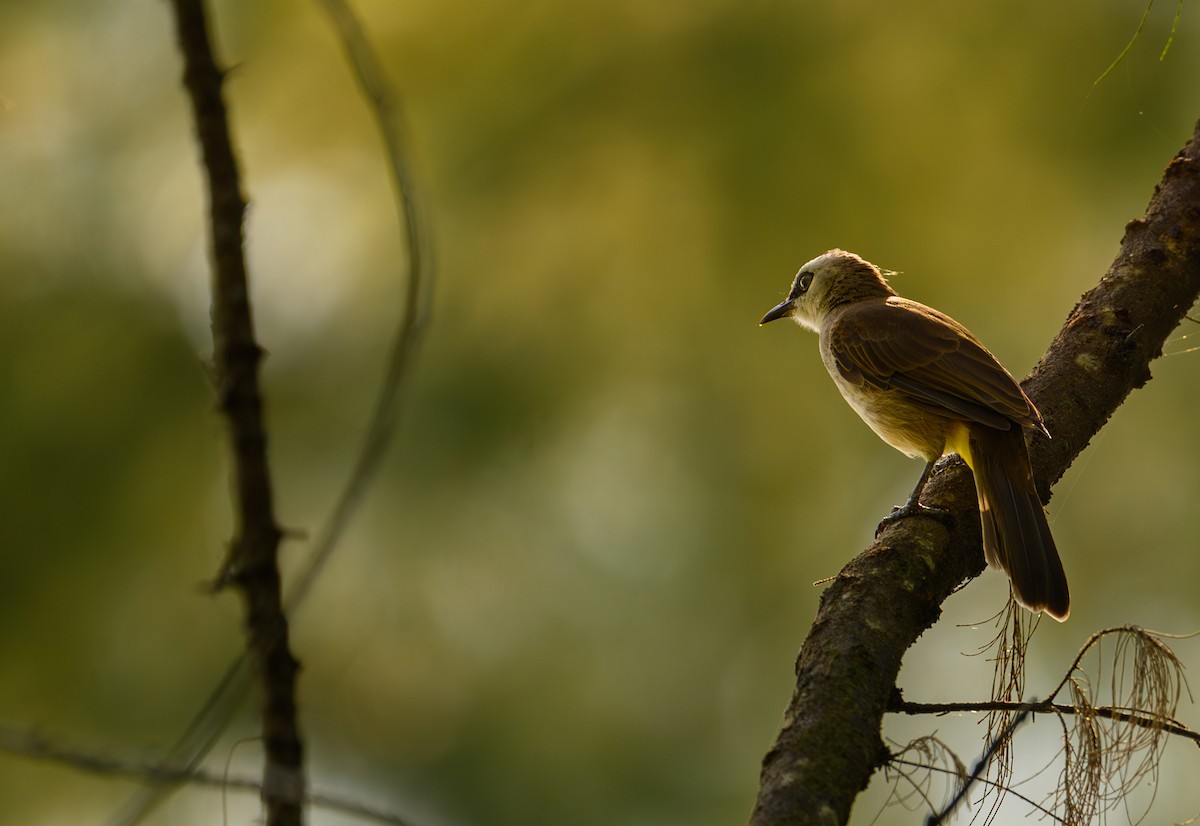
[168,1,304,824]
[925,702,1037,825]
[748,117,1200,826]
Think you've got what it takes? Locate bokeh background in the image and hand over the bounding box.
[2,1,1199,824]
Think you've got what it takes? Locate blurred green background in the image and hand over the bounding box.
[2,1,1199,824]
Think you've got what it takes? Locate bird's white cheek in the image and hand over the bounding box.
[791,305,822,333]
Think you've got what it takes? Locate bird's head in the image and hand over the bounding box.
[759,249,895,332]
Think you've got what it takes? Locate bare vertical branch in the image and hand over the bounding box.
[110,3,431,823]
[167,1,304,824]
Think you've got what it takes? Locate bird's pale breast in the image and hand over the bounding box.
[819,336,963,462]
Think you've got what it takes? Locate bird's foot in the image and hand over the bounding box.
[875,500,954,538]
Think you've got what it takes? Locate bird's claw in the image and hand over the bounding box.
[875,501,954,538]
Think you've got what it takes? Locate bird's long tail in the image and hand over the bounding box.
[964,425,1070,621]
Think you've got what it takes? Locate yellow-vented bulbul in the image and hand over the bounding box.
[760,249,1069,621]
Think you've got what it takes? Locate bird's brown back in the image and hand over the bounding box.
[823,296,1045,435]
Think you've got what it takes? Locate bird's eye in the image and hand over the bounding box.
[795,271,814,294]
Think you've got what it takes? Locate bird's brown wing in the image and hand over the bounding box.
[827,297,1043,432]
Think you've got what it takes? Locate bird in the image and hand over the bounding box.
[759,249,1069,621]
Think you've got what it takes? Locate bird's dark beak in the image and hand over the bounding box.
[759,299,794,326]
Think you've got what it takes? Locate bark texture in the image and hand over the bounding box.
[170,2,305,823]
[749,118,1200,826]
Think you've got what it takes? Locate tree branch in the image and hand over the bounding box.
[168,2,304,823]
[748,117,1200,826]
[890,698,1200,748]
[109,4,431,823]
[0,723,411,826]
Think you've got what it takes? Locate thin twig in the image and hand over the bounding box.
[889,698,1200,747]
[167,1,304,824]
[1091,0,1157,91]
[0,723,413,826]
[926,703,1035,825]
[889,756,1062,823]
[296,0,434,613]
